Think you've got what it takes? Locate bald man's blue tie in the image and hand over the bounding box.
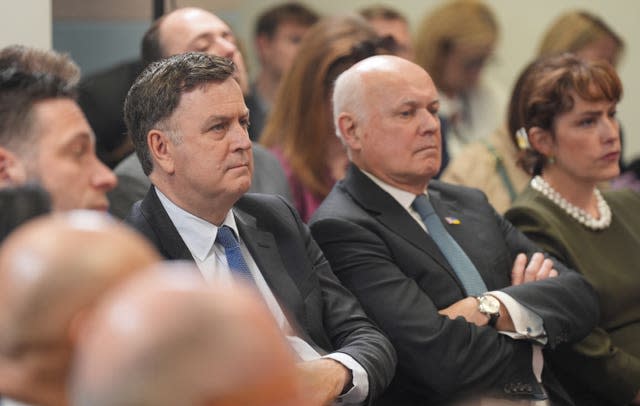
[412,195,487,296]
[215,225,254,284]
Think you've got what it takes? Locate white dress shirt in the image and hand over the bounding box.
[156,188,368,404]
[362,171,546,384]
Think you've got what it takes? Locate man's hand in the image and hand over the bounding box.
[438,296,489,327]
[631,390,640,405]
[439,296,516,332]
[511,252,558,286]
[297,358,351,406]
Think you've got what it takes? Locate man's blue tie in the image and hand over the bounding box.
[412,195,487,296]
[215,225,254,283]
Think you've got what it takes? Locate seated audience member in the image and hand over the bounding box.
[440,62,537,213]
[108,7,292,219]
[123,52,396,405]
[442,9,625,212]
[71,263,308,406]
[310,55,599,404]
[540,9,628,174]
[0,45,117,212]
[0,184,51,243]
[414,0,506,173]
[359,4,414,61]
[505,54,640,406]
[251,2,319,140]
[0,211,160,406]
[260,15,392,222]
[538,10,623,67]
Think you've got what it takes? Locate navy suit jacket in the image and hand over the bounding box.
[125,187,397,403]
[310,164,599,405]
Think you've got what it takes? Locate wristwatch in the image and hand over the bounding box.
[477,295,500,327]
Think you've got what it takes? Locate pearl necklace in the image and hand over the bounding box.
[530,175,611,230]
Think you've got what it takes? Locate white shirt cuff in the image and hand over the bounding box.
[488,291,547,345]
[323,352,369,405]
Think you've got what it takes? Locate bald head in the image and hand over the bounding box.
[333,55,429,124]
[71,263,301,406]
[0,211,160,350]
[334,55,442,193]
[0,210,160,404]
[143,7,249,94]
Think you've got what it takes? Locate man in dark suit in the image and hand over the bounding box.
[309,55,599,405]
[107,7,293,218]
[123,52,396,405]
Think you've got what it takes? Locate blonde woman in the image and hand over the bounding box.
[415,0,506,164]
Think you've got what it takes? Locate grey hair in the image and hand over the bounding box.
[332,65,368,142]
[124,52,235,175]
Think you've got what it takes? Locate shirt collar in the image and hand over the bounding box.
[155,187,239,261]
[360,170,428,209]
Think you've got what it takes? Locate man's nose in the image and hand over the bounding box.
[418,109,439,135]
[214,37,237,59]
[92,158,118,191]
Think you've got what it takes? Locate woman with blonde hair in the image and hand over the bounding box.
[505,53,640,406]
[414,0,505,167]
[441,9,625,212]
[260,15,391,221]
[539,10,624,66]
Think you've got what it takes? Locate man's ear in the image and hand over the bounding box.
[528,127,554,157]
[0,146,27,187]
[337,113,362,152]
[147,130,176,175]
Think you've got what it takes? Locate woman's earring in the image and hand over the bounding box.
[547,156,556,164]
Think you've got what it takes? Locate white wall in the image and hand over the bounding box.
[0,0,51,49]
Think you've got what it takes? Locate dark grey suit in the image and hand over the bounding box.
[125,187,397,404]
[309,164,599,405]
[108,144,292,219]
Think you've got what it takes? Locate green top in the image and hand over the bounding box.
[506,185,640,406]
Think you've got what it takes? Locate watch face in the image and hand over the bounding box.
[479,295,500,314]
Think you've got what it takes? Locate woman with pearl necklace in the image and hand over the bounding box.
[505,53,640,406]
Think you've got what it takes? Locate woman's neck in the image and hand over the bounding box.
[541,166,600,217]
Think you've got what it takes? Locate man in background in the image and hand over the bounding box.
[0,45,117,212]
[251,2,318,140]
[360,5,414,61]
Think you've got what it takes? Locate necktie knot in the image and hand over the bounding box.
[216,225,239,249]
[412,194,435,219]
[412,194,487,296]
[215,225,254,283]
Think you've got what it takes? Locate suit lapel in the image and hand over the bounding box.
[342,165,456,275]
[233,206,307,331]
[140,188,193,261]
